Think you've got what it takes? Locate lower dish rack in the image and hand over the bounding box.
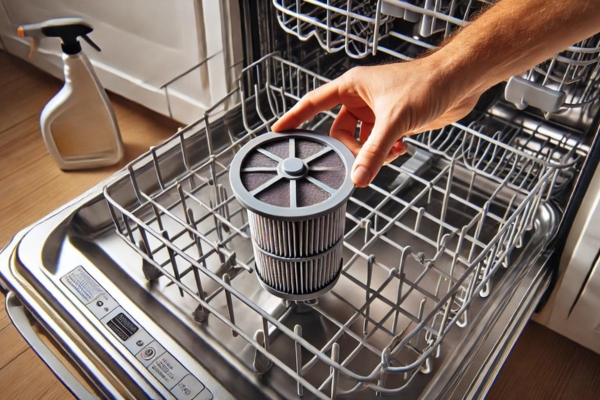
[103,54,585,398]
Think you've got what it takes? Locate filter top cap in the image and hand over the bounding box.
[230,130,355,221]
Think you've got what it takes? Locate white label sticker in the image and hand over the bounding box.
[61,266,105,304]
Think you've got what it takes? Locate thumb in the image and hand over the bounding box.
[351,118,402,187]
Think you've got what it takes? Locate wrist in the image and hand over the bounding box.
[422,45,489,101]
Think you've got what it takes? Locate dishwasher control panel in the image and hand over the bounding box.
[61,266,213,400]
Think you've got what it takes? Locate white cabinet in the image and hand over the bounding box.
[0,0,242,123]
[536,162,600,353]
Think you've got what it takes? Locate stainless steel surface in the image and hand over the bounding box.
[0,226,153,400]
[0,1,596,398]
[535,161,600,354]
[0,138,559,400]
[423,208,556,399]
[1,195,238,399]
[272,0,600,119]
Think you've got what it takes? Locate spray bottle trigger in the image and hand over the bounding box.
[27,38,38,59]
[81,35,101,52]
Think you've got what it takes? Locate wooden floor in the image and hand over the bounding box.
[1,50,600,399]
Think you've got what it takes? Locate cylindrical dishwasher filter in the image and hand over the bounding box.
[230,130,355,300]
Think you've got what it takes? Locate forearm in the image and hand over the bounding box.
[432,0,600,96]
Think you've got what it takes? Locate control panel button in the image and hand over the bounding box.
[87,292,119,319]
[136,341,166,368]
[193,389,213,400]
[142,347,155,360]
[171,374,205,400]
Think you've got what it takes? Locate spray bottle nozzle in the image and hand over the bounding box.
[17,18,101,59]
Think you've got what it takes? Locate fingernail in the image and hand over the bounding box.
[352,166,371,187]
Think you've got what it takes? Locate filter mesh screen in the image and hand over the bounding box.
[309,150,344,168]
[297,139,325,158]
[256,179,290,207]
[298,180,330,206]
[241,172,277,191]
[311,171,345,189]
[263,141,289,159]
[242,152,278,168]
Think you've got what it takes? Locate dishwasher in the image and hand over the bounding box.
[1,1,600,399]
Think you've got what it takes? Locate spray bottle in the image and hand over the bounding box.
[18,18,124,170]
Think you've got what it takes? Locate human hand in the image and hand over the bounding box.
[272,54,485,187]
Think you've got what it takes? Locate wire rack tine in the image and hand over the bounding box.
[294,324,304,396]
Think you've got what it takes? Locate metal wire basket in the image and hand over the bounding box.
[272,0,486,60]
[505,34,600,118]
[405,108,586,198]
[104,54,584,398]
[272,0,600,118]
[274,0,394,59]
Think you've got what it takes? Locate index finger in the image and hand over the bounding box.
[272,79,342,132]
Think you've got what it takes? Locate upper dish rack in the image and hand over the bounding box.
[505,34,600,119]
[104,54,585,398]
[406,108,586,198]
[275,0,395,59]
[273,0,600,119]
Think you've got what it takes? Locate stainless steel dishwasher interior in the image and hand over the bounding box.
[7,53,586,399]
[48,163,556,400]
